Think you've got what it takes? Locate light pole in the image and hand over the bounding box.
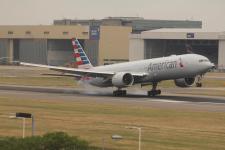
[125,126,142,150]
[9,113,35,138]
[111,134,123,140]
[102,137,105,150]
[22,117,26,138]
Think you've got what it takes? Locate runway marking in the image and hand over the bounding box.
[147,98,225,105]
[149,99,187,103]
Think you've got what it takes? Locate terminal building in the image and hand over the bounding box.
[1,17,224,70]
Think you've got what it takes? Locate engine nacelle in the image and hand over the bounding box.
[112,72,134,87]
[174,77,196,87]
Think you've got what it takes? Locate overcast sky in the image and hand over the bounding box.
[1,0,224,30]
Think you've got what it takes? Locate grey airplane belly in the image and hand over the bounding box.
[89,77,112,87]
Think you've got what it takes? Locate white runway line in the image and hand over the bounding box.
[147,97,225,105]
[149,99,187,103]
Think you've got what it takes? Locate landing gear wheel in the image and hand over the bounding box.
[147,82,161,97]
[148,90,161,97]
[113,90,127,97]
[196,75,203,87]
[121,90,127,96]
[157,90,161,95]
[196,83,202,87]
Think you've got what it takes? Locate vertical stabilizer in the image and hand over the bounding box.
[72,38,93,69]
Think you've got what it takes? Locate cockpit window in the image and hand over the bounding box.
[199,59,209,63]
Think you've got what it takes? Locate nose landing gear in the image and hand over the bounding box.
[196,75,203,87]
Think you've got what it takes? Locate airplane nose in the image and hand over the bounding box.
[208,62,215,70]
[211,63,216,69]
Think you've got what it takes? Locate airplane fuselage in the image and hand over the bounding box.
[85,54,214,87]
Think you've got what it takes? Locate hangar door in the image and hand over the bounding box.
[47,39,73,66]
[84,39,99,66]
[18,39,48,64]
[0,39,9,62]
[47,39,98,66]
[145,39,218,65]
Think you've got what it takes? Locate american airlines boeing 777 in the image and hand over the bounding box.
[21,39,215,96]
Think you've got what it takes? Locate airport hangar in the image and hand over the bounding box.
[0,17,202,67]
[130,29,225,70]
[2,17,225,70]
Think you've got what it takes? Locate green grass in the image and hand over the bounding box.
[0,77,77,87]
[0,95,225,150]
[1,68,225,149]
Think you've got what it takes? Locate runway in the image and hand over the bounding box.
[0,85,225,112]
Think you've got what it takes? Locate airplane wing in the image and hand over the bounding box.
[20,62,147,78]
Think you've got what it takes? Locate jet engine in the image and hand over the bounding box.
[112,72,134,87]
[174,77,196,87]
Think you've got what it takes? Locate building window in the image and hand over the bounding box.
[82,32,88,35]
[26,31,31,35]
[63,31,68,35]
[44,31,50,35]
[8,31,13,34]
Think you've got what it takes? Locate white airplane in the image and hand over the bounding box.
[21,38,215,96]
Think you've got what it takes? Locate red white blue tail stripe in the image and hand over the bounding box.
[72,38,93,69]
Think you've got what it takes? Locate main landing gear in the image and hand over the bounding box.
[113,82,162,97]
[113,89,127,96]
[148,82,161,97]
